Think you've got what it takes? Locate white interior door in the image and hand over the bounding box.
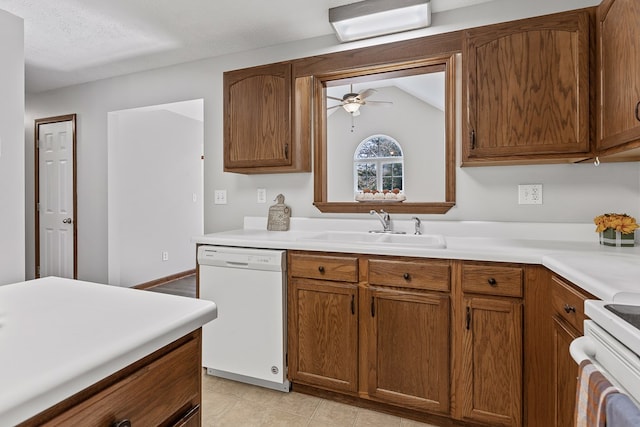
[38,119,75,278]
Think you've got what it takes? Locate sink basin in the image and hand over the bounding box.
[382,233,447,248]
[299,231,446,249]
[301,231,389,244]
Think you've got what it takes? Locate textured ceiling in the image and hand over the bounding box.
[0,0,495,93]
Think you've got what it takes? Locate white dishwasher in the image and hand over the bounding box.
[197,245,289,392]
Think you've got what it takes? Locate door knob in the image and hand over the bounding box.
[62,218,73,224]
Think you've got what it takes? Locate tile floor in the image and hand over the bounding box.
[149,276,437,426]
[201,372,437,427]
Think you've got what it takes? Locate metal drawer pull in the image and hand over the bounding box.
[318,266,325,273]
[351,295,355,315]
[487,277,497,286]
[635,100,640,122]
[112,420,131,427]
[564,304,576,314]
[403,272,411,280]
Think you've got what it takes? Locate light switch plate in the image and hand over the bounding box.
[257,188,267,204]
[518,184,543,205]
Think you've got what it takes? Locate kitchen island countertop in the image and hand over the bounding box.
[0,277,217,426]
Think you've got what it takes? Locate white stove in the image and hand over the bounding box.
[571,296,640,405]
[586,299,640,357]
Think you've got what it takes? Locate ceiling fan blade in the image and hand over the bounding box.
[358,88,377,100]
[327,105,342,110]
[367,100,394,105]
[327,96,344,101]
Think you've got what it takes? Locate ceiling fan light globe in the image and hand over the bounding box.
[343,102,361,113]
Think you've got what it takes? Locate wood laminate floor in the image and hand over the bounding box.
[147,275,436,426]
[147,274,197,298]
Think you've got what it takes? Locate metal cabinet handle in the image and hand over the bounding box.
[318,266,325,273]
[371,297,375,317]
[403,272,411,280]
[112,420,131,427]
[62,218,73,224]
[635,101,640,122]
[564,304,576,314]
[470,129,476,150]
[466,306,471,330]
[487,277,497,286]
[351,295,355,315]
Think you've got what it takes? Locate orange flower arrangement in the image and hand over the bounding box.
[594,213,639,234]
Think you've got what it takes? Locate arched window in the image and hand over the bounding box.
[353,134,404,192]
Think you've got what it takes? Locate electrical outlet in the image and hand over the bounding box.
[257,188,267,203]
[162,251,169,261]
[214,189,227,204]
[518,184,543,205]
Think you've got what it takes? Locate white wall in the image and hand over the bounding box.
[328,86,445,201]
[108,101,203,287]
[25,0,637,284]
[0,10,24,285]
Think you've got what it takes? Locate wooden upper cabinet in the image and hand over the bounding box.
[463,10,591,165]
[223,62,311,173]
[597,0,640,158]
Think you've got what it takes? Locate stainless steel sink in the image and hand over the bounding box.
[299,231,446,249]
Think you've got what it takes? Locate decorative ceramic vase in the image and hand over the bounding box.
[599,228,635,247]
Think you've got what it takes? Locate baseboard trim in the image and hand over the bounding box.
[134,269,196,290]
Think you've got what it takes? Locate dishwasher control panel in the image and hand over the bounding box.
[197,246,286,271]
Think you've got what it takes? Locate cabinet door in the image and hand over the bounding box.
[460,296,523,427]
[552,316,580,427]
[365,287,450,413]
[224,62,291,169]
[597,0,640,152]
[288,278,358,393]
[463,11,590,164]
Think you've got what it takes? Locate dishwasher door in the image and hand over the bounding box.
[197,245,289,392]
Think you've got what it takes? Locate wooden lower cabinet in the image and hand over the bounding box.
[288,278,358,393]
[364,286,450,413]
[552,317,580,427]
[458,296,523,427]
[549,275,593,427]
[22,331,202,427]
[287,252,551,427]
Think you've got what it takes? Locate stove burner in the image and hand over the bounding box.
[605,304,640,330]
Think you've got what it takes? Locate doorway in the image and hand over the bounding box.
[34,114,77,279]
[107,100,204,287]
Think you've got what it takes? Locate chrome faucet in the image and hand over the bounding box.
[370,209,391,232]
[411,216,422,235]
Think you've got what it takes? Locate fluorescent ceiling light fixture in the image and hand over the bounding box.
[329,0,432,43]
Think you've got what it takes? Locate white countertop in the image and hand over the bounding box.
[0,277,217,426]
[193,217,640,301]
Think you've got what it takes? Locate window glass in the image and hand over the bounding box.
[354,135,404,192]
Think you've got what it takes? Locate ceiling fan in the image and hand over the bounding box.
[327,85,392,116]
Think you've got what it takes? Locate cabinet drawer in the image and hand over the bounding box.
[44,336,200,426]
[368,259,450,291]
[551,275,589,334]
[462,264,523,297]
[289,253,358,282]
